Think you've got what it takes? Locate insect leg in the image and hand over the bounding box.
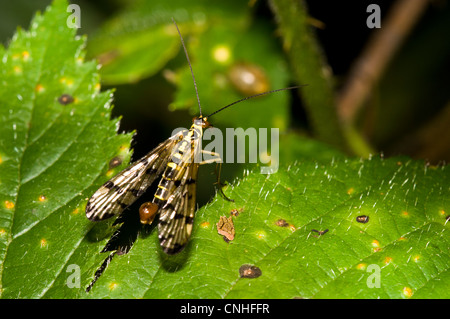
[214,161,234,202]
[198,150,222,165]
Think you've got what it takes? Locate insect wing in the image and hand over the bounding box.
[158,163,199,255]
[86,137,179,221]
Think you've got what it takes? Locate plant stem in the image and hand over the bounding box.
[268,0,349,152]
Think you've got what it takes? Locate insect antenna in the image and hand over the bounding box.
[206,85,306,119]
[172,18,203,117]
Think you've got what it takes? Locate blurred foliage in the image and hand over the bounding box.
[86,0,292,133]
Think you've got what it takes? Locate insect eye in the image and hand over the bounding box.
[192,117,210,128]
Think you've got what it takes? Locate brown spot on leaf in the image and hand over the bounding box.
[217,216,235,242]
[276,219,289,227]
[239,264,262,278]
[230,208,243,217]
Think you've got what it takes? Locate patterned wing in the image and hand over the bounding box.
[158,163,199,255]
[86,136,180,221]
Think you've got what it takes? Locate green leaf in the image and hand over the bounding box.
[87,0,249,85]
[0,0,132,298]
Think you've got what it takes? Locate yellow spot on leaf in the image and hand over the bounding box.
[22,51,30,61]
[35,84,45,93]
[398,236,407,241]
[402,211,409,217]
[13,66,22,74]
[356,263,367,270]
[108,282,118,290]
[72,208,79,215]
[212,45,231,64]
[40,239,47,248]
[256,231,266,239]
[347,187,354,195]
[60,77,74,87]
[4,201,14,209]
[0,229,5,236]
[439,210,446,216]
[371,239,381,252]
[384,257,393,264]
[414,255,420,262]
[402,287,413,298]
[38,195,47,202]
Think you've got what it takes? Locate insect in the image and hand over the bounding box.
[85,19,301,290]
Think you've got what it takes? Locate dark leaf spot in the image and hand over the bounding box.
[356,215,369,223]
[276,219,289,227]
[109,156,123,169]
[58,93,74,105]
